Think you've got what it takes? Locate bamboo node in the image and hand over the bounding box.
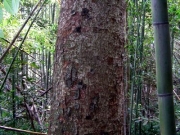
[158,93,173,97]
[153,22,169,26]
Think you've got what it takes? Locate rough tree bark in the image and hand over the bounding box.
[48,0,126,135]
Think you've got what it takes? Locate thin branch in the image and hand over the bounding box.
[0,126,47,135]
[40,87,52,96]
[0,38,37,60]
[12,44,36,60]
[2,39,39,62]
[1,38,10,43]
[29,69,42,77]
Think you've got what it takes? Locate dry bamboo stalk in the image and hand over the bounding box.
[0,125,47,135]
[173,90,180,101]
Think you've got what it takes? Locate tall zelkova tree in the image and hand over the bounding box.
[151,1,176,135]
[48,0,126,135]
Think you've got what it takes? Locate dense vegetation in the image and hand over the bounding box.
[0,0,179,134]
[0,0,58,134]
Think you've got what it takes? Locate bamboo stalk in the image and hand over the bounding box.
[11,51,16,127]
[0,126,46,135]
[128,1,137,134]
[151,0,176,135]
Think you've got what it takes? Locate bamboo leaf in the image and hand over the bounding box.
[30,62,40,69]
[3,0,20,15]
[0,7,3,23]
[0,29,4,38]
[3,0,13,14]
[12,0,20,14]
[143,120,148,126]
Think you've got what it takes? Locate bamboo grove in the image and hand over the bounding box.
[0,0,58,134]
[0,0,180,134]
[127,0,179,135]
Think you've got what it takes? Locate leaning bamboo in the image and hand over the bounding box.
[151,0,176,135]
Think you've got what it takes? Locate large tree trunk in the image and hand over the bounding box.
[48,0,126,135]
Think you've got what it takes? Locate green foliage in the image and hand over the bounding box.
[30,62,40,69]
[0,0,58,134]
[168,1,180,36]
[132,118,160,135]
[127,0,180,134]
[0,0,20,38]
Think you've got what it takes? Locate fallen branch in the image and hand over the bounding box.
[0,126,47,135]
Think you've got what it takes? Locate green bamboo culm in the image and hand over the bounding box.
[151,0,176,135]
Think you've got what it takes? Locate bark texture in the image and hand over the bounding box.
[48,0,126,134]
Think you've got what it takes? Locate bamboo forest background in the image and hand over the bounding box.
[0,0,180,135]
